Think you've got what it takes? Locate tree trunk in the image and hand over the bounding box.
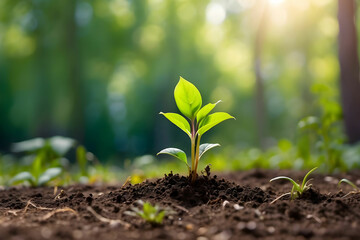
[254,2,268,149]
[338,0,360,144]
[65,0,85,142]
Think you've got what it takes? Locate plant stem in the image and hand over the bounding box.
[190,119,196,181]
[194,135,201,177]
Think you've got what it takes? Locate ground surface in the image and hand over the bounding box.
[1,169,360,240]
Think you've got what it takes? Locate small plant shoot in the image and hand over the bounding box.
[157,77,234,182]
[124,200,167,225]
[338,178,360,198]
[270,167,317,201]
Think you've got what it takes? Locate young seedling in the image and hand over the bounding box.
[9,151,62,186]
[124,200,167,225]
[338,178,360,198]
[269,167,317,203]
[157,77,234,182]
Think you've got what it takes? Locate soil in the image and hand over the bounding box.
[1,169,360,240]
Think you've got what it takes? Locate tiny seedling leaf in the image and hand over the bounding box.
[338,178,359,191]
[9,172,35,185]
[270,176,300,190]
[199,143,220,159]
[196,100,221,125]
[174,77,202,119]
[154,210,165,224]
[38,167,62,186]
[157,148,188,165]
[198,112,235,136]
[301,167,317,189]
[160,112,191,138]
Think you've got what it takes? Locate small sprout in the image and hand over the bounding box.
[124,200,169,225]
[338,178,359,191]
[9,167,62,187]
[338,178,360,198]
[270,167,317,201]
[157,77,234,182]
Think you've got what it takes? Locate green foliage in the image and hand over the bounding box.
[124,200,167,225]
[158,77,234,181]
[8,136,76,186]
[76,145,88,177]
[270,167,317,200]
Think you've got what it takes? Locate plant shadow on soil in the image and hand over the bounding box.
[1,169,360,240]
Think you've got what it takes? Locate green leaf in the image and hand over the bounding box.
[270,176,300,191]
[143,202,155,215]
[298,116,319,130]
[49,136,76,156]
[196,100,221,125]
[11,138,45,153]
[160,112,191,137]
[76,145,88,176]
[174,77,202,119]
[301,167,317,189]
[157,148,188,165]
[198,112,235,136]
[38,167,62,186]
[199,143,220,159]
[155,210,165,224]
[338,178,359,191]
[9,172,35,185]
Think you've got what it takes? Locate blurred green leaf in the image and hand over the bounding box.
[38,167,62,186]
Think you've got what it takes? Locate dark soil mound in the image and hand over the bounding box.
[0,169,360,240]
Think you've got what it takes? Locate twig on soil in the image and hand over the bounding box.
[53,186,58,196]
[41,207,78,221]
[270,193,291,204]
[342,191,360,198]
[23,200,54,213]
[87,206,131,229]
[7,210,20,216]
[122,176,131,188]
[306,214,322,224]
[207,198,222,205]
[54,190,67,200]
[173,205,189,214]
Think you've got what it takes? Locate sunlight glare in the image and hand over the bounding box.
[269,0,284,5]
[206,3,226,25]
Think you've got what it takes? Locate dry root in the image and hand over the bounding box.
[87,206,131,229]
[270,192,291,204]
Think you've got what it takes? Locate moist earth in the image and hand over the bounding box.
[1,169,360,240]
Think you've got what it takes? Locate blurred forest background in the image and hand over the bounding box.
[0,0,358,167]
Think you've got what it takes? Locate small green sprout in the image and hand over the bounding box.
[338,178,359,198]
[124,200,167,225]
[338,178,359,191]
[157,77,234,182]
[9,151,62,186]
[270,167,317,201]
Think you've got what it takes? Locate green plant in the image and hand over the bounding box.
[124,200,167,225]
[338,178,359,191]
[8,136,76,186]
[9,152,62,186]
[157,77,234,182]
[270,167,317,200]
